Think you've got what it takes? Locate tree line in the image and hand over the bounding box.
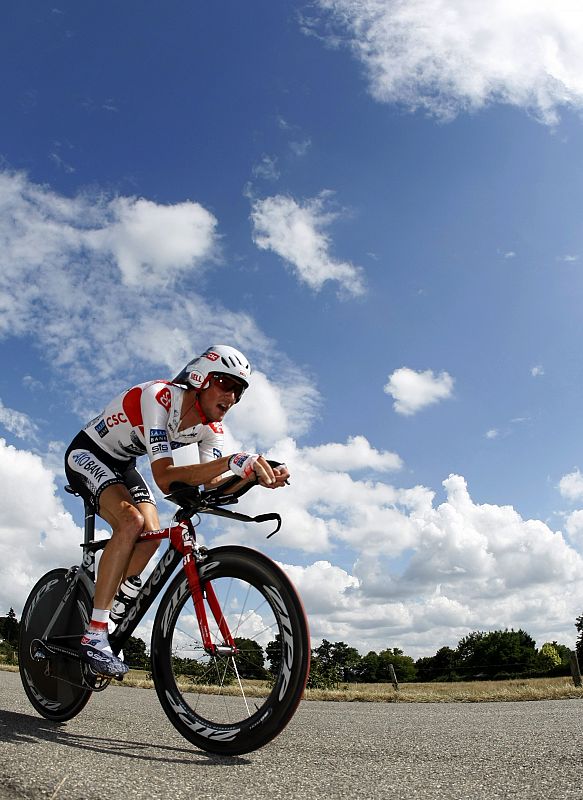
[307,629,578,688]
[3,609,583,686]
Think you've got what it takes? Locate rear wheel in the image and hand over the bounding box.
[19,568,93,721]
[151,546,310,755]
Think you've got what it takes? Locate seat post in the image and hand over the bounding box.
[83,498,96,546]
[65,484,98,576]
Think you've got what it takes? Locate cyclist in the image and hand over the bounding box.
[64,344,289,678]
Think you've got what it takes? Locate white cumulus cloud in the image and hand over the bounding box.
[0,398,38,440]
[300,434,403,472]
[4,427,583,657]
[384,367,454,415]
[250,191,365,296]
[558,468,583,502]
[0,170,320,432]
[86,196,218,287]
[565,509,583,550]
[0,438,84,614]
[312,0,583,124]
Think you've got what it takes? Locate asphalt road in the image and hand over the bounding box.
[0,669,582,800]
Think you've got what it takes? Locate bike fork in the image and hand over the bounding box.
[182,542,237,656]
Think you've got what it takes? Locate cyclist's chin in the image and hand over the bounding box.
[208,405,228,422]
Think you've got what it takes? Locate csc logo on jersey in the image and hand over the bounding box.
[156,388,172,409]
[107,413,127,428]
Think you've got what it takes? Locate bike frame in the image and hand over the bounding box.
[109,516,237,656]
[43,494,237,659]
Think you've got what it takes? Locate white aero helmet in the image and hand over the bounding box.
[173,345,251,399]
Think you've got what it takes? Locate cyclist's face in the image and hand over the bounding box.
[199,375,244,421]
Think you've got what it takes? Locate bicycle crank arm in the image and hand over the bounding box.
[31,638,81,662]
[30,638,111,692]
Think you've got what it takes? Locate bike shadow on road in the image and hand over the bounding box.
[0,709,252,766]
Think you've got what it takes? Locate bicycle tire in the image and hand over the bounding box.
[151,546,310,755]
[19,568,93,721]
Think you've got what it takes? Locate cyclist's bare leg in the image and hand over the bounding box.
[81,484,150,675]
[122,502,161,579]
[94,485,148,611]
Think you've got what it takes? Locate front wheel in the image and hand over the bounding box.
[151,546,310,755]
[19,568,93,721]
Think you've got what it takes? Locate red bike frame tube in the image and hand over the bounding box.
[150,519,237,655]
[204,580,237,649]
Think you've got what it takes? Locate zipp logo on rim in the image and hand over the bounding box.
[264,584,294,700]
[25,579,59,628]
[24,669,61,711]
[165,690,239,740]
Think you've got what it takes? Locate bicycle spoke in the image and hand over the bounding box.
[231,657,252,717]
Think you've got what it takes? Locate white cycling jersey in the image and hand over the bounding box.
[82,380,224,465]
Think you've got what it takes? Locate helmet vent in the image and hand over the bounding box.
[222,355,245,369]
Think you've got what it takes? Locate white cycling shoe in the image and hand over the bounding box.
[80,634,129,679]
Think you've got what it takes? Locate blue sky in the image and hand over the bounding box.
[2,1,583,658]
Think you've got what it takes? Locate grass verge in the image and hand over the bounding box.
[4,664,582,702]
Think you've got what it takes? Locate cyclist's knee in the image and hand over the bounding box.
[112,502,145,542]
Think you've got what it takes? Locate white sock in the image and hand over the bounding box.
[84,613,113,653]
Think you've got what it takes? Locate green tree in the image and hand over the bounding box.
[550,641,572,667]
[456,629,537,678]
[306,657,338,690]
[537,642,562,672]
[327,641,362,682]
[265,633,282,675]
[377,648,416,682]
[415,646,458,682]
[311,639,342,687]
[308,640,357,689]
[123,636,149,669]
[0,608,19,646]
[576,616,583,664]
[357,651,380,683]
[233,637,265,678]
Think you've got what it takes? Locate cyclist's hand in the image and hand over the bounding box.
[254,456,277,487]
[228,454,290,488]
[256,459,289,489]
[270,463,290,488]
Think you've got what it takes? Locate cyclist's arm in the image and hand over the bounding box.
[210,461,290,492]
[151,454,280,494]
[151,456,233,494]
[197,422,227,489]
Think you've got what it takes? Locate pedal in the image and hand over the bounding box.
[30,639,50,660]
[85,660,126,683]
[82,663,112,690]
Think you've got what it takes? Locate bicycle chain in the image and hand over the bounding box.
[32,639,111,692]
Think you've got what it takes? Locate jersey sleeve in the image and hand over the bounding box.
[140,382,174,464]
[198,421,224,464]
